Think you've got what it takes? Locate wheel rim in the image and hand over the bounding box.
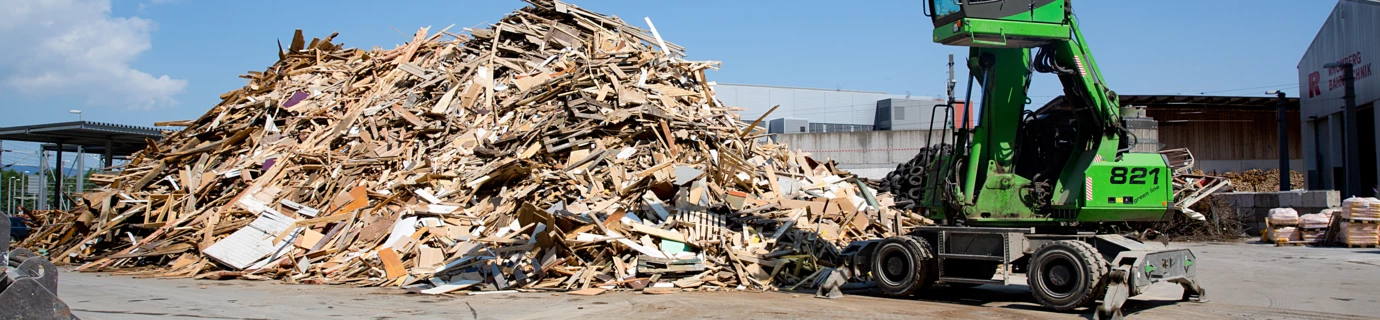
[877,245,913,286]
[1039,253,1082,299]
[1049,265,1071,286]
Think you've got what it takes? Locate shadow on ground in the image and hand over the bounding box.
[827,282,1192,319]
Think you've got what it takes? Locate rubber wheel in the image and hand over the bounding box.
[1027,240,1108,311]
[906,188,923,200]
[872,236,935,297]
[943,260,999,288]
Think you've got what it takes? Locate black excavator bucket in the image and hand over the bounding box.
[2,215,79,320]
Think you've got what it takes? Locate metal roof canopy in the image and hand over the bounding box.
[0,121,165,210]
[0,121,166,157]
[1037,94,1301,113]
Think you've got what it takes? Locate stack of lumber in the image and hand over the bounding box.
[17,0,919,294]
[1340,198,1380,248]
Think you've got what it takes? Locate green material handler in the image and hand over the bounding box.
[838,2,1213,319]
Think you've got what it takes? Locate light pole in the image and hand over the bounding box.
[70,109,82,122]
[7,177,17,214]
[1267,90,1290,191]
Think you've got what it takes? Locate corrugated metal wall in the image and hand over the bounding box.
[1297,0,1380,119]
[1296,0,1380,193]
[713,83,927,127]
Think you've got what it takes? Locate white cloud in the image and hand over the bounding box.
[0,0,186,110]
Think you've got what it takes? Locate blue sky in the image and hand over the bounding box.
[0,0,1341,168]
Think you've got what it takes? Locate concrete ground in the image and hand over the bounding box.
[55,241,1380,320]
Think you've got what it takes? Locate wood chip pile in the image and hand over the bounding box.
[1216,169,1305,192]
[18,0,921,294]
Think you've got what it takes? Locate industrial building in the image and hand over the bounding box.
[712,83,942,133]
[779,94,1303,180]
[1297,0,1379,197]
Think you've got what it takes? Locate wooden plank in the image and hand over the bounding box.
[626,222,687,243]
[129,161,167,191]
[567,288,606,296]
[378,248,406,280]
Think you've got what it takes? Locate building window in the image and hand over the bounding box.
[895,107,905,120]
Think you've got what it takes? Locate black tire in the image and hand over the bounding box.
[872,236,935,297]
[1027,240,1108,311]
[889,176,906,191]
[907,175,926,187]
[906,188,923,200]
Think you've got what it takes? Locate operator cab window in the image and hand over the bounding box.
[932,0,962,18]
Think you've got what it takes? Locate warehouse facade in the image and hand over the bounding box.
[712,83,936,133]
[1297,0,1379,196]
[875,98,954,130]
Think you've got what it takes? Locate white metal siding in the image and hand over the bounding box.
[713,83,928,127]
[202,207,295,269]
[882,98,950,131]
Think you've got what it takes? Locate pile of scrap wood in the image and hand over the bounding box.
[1115,196,1244,242]
[18,0,920,294]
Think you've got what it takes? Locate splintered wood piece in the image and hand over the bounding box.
[378,248,406,280]
[626,222,687,243]
[295,229,325,249]
[333,186,369,216]
[418,246,444,269]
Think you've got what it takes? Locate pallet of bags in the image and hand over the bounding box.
[1341,197,1380,222]
[1298,211,1332,244]
[1269,207,1301,225]
[1340,221,1379,248]
[1271,226,1304,246]
[1264,208,1299,243]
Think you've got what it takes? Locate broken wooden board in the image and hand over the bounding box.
[201,209,295,270]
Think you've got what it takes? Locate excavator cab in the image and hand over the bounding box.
[925,0,1071,47]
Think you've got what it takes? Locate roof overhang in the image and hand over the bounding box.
[0,121,169,157]
[1037,95,1302,114]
